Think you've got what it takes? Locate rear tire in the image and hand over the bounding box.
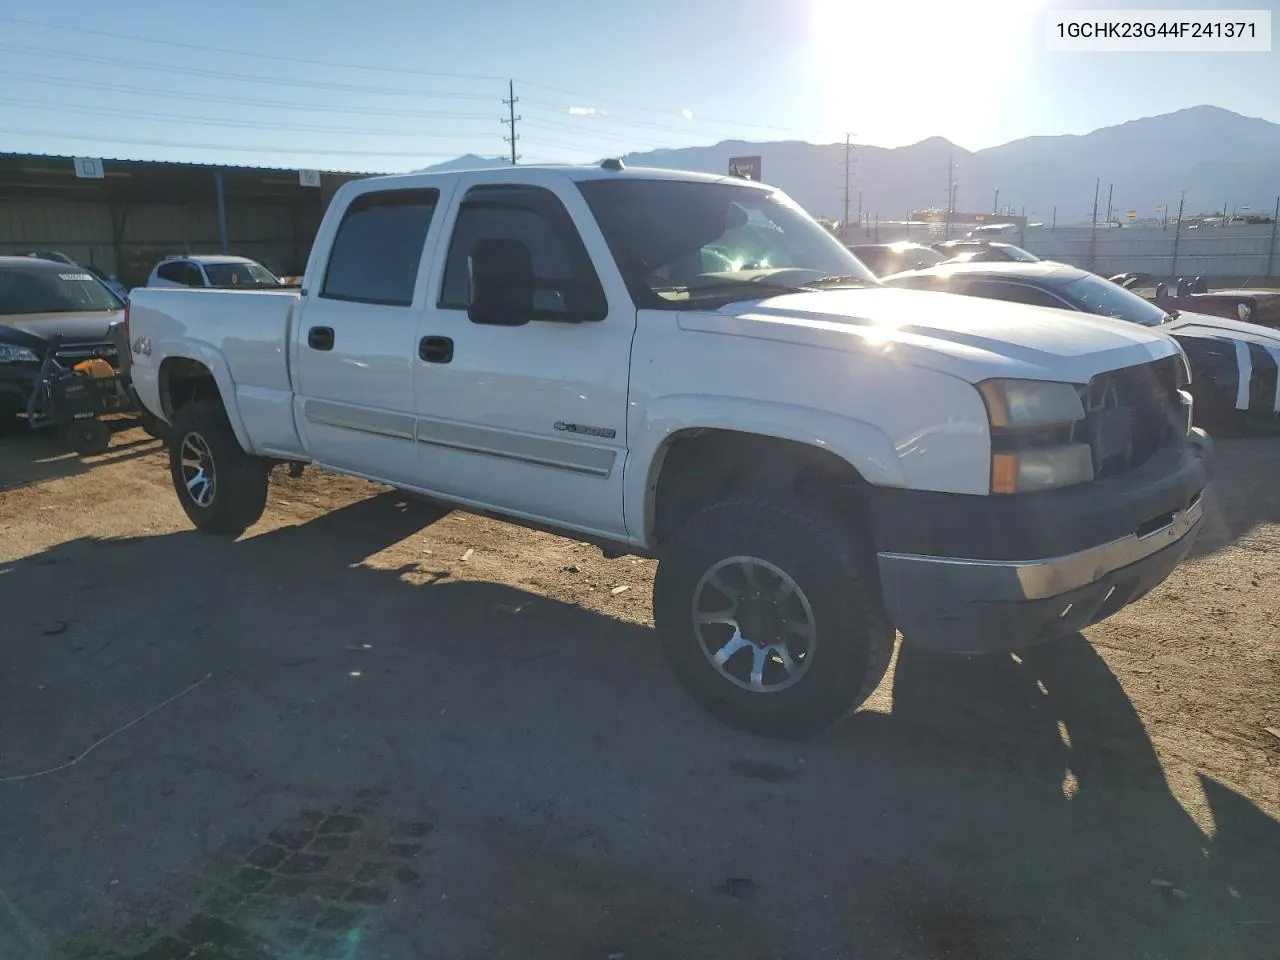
[169,400,268,536]
[138,408,168,443]
[66,419,111,456]
[653,498,894,738]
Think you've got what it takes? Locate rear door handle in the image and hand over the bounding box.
[307,326,334,351]
[419,336,454,364]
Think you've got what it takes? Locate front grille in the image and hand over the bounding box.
[55,341,120,369]
[1075,356,1185,479]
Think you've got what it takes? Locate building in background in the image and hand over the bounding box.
[0,154,371,288]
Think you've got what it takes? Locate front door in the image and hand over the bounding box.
[293,187,445,484]
[413,180,635,539]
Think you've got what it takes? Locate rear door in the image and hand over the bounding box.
[293,187,448,483]
[412,179,635,538]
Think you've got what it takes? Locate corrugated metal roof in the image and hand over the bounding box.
[0,151,386,177]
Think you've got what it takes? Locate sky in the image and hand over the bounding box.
[0,0,1276,172]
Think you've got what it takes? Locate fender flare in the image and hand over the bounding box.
[624,394,906,544]
[155,340,253,452]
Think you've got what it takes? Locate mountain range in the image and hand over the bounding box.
[423,106,1280,224]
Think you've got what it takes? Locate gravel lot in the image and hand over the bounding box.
[1,423,1277,960]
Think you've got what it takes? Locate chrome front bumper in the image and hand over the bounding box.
[877,494,1205,654]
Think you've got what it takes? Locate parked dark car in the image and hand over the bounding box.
[845,241,946,277]
[1,257,133,436]
[931,239,1041,263]
[883,260,1280,435]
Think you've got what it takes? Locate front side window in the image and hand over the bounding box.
[439,185,604,320]
[578,178,877,309]
[322,189,439,306]
[0,265,123,315]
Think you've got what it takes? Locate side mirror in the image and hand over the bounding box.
[466,238,534,327]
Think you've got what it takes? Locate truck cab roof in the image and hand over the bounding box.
[363,163,768,190]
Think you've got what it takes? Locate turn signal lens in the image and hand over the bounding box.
[991,444,1094,494]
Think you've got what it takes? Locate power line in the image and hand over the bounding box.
[519,81,840,138]
[522,97,832,141]
[0,69,495,121]
[0,43,498,101]
[0,15,508,83]
[519,120,677,151]
[0,97,499,140]
[0,127,465,160]
[0,16,839,142]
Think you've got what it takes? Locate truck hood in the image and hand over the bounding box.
[680,287,1181,385]
[0,309,125,341]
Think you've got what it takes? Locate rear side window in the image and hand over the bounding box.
[156,261,189,284]
[960,281,1066,309]
[322,189,439,306]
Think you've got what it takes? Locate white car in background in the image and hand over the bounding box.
[146,255,282,290]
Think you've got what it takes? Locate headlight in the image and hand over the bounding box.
[978,379,1085,428]
[0,343,41,363]
[1237,302,1252,322]
[979,378,1092,494]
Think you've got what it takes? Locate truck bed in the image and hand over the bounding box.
[127,287,305,457]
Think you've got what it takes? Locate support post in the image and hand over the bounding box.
[214,169,229,255]
[1266,195,1279,278]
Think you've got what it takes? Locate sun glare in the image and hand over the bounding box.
[810,0,1045,146]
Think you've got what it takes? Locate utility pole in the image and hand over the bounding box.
[1171,191,1186,278]
[945,155,956,240]
[1105,183,1114,225]
[1089,177,1100,271]
[840,134,856,239]
[842,134,851,237]
[502,79,520,165]
[1266,194,1279,278]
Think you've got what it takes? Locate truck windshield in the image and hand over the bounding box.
[578,178,878,308]
[1048,273,1169,327]
[203,262,280,288]
[0,264,123,315]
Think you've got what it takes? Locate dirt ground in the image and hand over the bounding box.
[0,423,1277,960]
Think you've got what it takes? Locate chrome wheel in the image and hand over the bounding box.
[179,432,216,508]
[692,555,817,693]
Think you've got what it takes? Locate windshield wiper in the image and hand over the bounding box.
[683,278,815,302]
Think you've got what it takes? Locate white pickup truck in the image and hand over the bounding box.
[126,162,1212,737]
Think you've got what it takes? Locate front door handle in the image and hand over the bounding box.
[307,326,334,351]
[419,336,454,364]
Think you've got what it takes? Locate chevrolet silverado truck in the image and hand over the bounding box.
[126,162,1213,737]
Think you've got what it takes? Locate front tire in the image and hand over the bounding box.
[168,400,268,536]
[653,498,894,738]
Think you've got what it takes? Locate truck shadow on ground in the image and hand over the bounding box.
[1,492,1276,960]
[0,423,158,492]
